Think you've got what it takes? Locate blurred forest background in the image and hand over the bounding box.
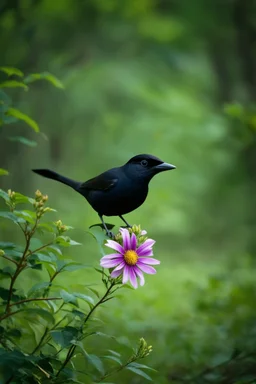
[1,0,256,383]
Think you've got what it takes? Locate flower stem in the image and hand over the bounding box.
[55,280,116,377]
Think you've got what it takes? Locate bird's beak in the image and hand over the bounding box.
[155,162,176,172]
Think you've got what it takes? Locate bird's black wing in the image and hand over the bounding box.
[79,173,118,192]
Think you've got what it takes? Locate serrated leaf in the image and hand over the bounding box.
[8,136,37,147]
[0,80,28,90]
[0,168,9,176]
[24,72,64,89]
[0,67,24,77]
[60,263,89,272]
[126,366,152,381]
[5,108,39,132]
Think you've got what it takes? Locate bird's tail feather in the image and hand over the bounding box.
[32,169,80,190]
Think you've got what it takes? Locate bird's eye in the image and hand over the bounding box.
[141,160,148,167]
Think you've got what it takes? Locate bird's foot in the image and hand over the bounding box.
[106,230,115,239]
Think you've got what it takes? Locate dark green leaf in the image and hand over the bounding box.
[24,72,64,89]
[5,108,39,132]
[8,136,37,147]
[0,242,15,250]
[51,326,79,348]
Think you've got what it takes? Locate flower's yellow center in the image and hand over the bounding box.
[124,250,138,266]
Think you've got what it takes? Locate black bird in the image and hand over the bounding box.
[33,154,176,237]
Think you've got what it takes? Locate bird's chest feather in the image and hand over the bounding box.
[86,180,148,216]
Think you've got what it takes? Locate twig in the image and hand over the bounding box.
[2,255,19,266]
[55,281,116,377]
[9,297,62,307]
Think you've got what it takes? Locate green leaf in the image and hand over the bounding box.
[77,345,105,375]
[0,67,24,77]
[21,308,55,324]
[27,282,51,297]
[5,108,39,132]
[55,236,81,247]
[24,72,64,89]
[129,362,156,371]
[60,290,78,306]
[14,210,36,224]
[0,168,9,176]
[8,136,37,147]
[13,194,34,205]
[59,262,89,272]
[0,189,10,202]
[126,366,152,381]
[0,80,28,90]
[103,355,122,365]
[73,293,94,306]
[0,268,13,280]
[0,211,23,224]
[51,326,79,348]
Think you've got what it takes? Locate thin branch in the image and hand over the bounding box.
[0,310,21,322]
[9,297,62,307]
[2,255,18,266]
[55,281,116,377]
[26,242,53,257]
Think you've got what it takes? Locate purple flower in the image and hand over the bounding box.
[100,228,160,289]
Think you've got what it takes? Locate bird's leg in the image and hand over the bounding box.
[99,214,114,238]
[119,215,132,228]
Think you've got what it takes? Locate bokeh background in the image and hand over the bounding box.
[1,0,256,383]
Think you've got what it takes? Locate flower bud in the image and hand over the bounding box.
[0,249,5,256]
[35,190,42,201]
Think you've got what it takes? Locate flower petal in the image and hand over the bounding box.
[120,228,130,250]
[130,232,137,250]
[100,257,123,268]
[100,253,123,261]
[122,265,130,284]
[129,267,138,289]
[137,263,156,275]
[112,261,126,271]
[138,257,160,265]
[105,240,124,254]
[134,266,145,286]
[138,248,154,257]
[111,268,123,278]
[136,238,155,254]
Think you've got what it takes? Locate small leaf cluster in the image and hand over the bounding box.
[0,189,154,383]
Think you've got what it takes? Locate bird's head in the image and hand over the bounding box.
[123,154,176,182]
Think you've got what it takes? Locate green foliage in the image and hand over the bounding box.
[0,66,64,173]
[0,189,154,383]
